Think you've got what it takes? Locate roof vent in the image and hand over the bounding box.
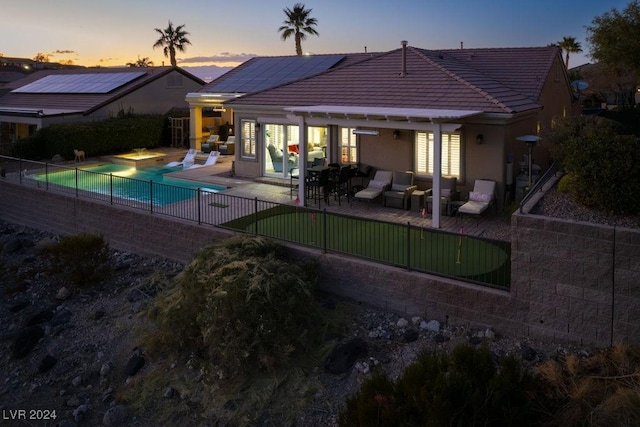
[400,40,408,77]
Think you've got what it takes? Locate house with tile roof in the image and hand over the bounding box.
[0,67,204,144]
[184,53,372,148]
[209,42,574,226]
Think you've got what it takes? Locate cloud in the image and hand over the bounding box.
[178,52,257,64]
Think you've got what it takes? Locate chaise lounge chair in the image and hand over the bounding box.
[185,151,220,169]
[458,179,496,217]
[353,170,393,204]
[166,148,197,168]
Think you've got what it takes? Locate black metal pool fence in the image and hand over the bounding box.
[1,156,511,289]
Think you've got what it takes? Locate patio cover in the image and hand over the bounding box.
[285,105,483,228]
[284,105,482,122]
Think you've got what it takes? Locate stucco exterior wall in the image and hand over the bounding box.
[1,181,636,347]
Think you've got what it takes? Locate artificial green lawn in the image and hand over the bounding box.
[222,205,510,288]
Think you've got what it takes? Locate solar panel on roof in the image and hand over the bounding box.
[209,55,344,93]
[12,72,146,94]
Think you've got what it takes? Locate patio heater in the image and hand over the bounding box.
[516,135,540,187]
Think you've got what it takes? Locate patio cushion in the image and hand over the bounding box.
[369,180,388,189]
[469,191,492,202]
[354,187,383,200]
[458,200,489,215]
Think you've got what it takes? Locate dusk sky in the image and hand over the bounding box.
[2,0,630,72]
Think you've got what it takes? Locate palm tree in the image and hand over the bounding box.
[557,36,582,69]
[153,21,191,67]
[278,3,319,56]
[126,56,154,67]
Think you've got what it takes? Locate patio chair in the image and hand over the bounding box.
[166,148,197,168]
[353,170,393,204]
[201,134,219,153]
[457,179,497,217]
[218,136,235,155]
[267,143,297,173]
[185,151,220,169]
[426,176,460,215]
[383,171,417,210]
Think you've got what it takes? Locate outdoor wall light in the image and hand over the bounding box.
[476,133,483,144]
[393,130,400,139]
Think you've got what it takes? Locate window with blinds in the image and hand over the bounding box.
[415,132,461,177]
[241,120,256,158]
[340,127,358,164]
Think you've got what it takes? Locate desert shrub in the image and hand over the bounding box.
[534,343,640,427]
[339,373,397,427]
[147,235,323,381]
[544,115,640,214]
[557,173,579,194]
[339,344,540,427]
[45,233,111,286]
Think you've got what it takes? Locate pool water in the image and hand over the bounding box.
[33,163,226,206]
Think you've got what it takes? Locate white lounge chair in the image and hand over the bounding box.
[185,151,220,169]
[166,148,197,168]
[458,179,496,216]
[354,170,393,203]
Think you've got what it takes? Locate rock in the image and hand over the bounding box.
[52,154,64,162]
[12,325,44,359]
[73,404,88,422]
[72,375,83,387]
[403,329,419,343]
[38,354,58,373]
[100,363,111,376]
[411,316,422,325]
[164,387,175,399]
[125,355,145,376]
[66,395,80,407]
[103,404,128,426]
[324,338,367,375]
[420,319,440,333]
[91,310,105,320]
[484,328,496,340]
[354,361,370,374]
[396,318,409,328]
[56,287,71,300]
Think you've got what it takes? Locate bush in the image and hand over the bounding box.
[45,233,111,286]
[147,235,323,381]
[544,115,640,214]
[19,114,169,160]
[339,344,540,426]
[534,343,640,427]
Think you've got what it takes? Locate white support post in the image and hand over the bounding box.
[432,124,442,228]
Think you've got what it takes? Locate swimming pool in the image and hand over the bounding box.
[32,163,226,206]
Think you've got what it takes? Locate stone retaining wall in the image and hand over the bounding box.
[1,181,637,347]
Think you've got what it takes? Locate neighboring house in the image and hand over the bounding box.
[0,67,205,143]
[209,42,573,226]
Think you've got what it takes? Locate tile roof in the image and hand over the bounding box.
[227,46,562,114]
[0,67,204,116]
